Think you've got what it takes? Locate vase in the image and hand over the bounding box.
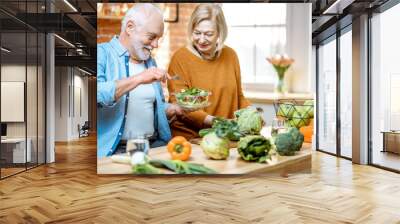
[274,70,286,94]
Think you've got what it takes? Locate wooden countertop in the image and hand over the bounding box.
[244,91,314,104]
[97,143,311,175]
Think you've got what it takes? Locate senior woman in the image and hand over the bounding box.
[167,3,250,140]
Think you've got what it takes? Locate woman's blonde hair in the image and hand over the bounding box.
[187,4,228,59]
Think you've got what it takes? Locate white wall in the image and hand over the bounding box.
[1,65,33,138]
[286,3,312,93]
[1,64,46,163]
[46,32,55,163]
[72,73,89,138]
[311,45,316,93]
[1,66,26,132]
[54,67,89,141]
[1,82,25,122]
[1,65,26,142]
[1,65,26,82]
[55,67,69,141]
[252,103,276,126]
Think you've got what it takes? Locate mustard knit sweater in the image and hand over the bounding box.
[167,46,250,140]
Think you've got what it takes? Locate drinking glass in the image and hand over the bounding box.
[126,135,150,156]
[271,119,286,137]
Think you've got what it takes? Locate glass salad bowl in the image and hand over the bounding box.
[174,87,211,110]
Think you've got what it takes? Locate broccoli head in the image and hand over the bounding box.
[288,127,304,151]
[274,127,304,156]
[274,133,296,156]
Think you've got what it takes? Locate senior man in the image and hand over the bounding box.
[97,4,181,157]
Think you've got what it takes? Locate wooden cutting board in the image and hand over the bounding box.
[189,138,238,148]
[97,143,311,175]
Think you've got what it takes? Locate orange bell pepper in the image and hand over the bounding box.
[167,136,192,161]
[300,125,313,143]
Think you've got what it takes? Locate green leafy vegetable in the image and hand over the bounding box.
[235,108,263,135]
[274,133,294,156]
[132,163,161,174]
[237,135,271,163]
[288,127,304,151]
[234,108,246,118]
[200,132,230,160]
[274,127,304,156]
[199,128,214,137]
[175,87,210,107]
[149,159,217,174]
[199,117,243,141]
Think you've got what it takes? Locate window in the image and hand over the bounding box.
[0,0,47,179]
[317,37,337,155]
[222,4,286,84]
[371,2,400,171]
[339,29,352,158]
[316,28,352,159]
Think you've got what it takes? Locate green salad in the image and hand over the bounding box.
[175,87,210,107]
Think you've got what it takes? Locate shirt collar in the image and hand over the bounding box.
[110,35,154,66]
[110,35,129,57]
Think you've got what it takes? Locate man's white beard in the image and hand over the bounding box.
[132,39,151,61]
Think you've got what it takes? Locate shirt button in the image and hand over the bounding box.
[118,133,122,136]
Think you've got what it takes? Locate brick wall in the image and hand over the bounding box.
[167,4,198,59]
[97,3,198,69]
[97,19,121,44]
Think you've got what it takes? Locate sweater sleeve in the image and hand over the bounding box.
[232,50,251,109]
[167,51,209,129]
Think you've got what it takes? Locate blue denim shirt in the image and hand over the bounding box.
[97,36,172,158]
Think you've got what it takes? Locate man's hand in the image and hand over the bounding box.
[114,67,171,101]
[136,67,171,84]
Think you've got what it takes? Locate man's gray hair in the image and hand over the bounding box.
[121,3,163,32]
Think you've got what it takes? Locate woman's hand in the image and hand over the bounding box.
[203,115,215,127]
[165,104,184,121]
